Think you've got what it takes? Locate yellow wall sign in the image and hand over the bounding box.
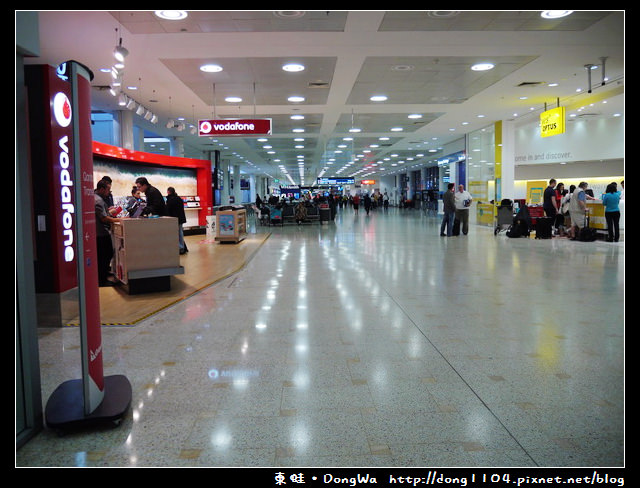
[540,106,565,138]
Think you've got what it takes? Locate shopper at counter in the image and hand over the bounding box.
[602,183,622,242]
[543,178,558,218]
[166,186,188,254]
[569,181,589,238]
[95,180,120,286]
[136,177,167,216]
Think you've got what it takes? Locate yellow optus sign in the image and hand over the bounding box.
[540,106,565,138]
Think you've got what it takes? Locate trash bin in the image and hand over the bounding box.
[319,204,331,224]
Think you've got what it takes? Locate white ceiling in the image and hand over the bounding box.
[24,10,624,184]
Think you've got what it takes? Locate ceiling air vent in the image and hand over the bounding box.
[517,82,546,87]
[308,82,329,89]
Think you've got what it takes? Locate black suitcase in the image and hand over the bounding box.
[452,218,460,236]
[535,217,553,239]
[578,214,597,242]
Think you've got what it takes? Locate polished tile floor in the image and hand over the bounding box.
[17,207,624,467]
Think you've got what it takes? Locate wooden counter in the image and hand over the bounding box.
[112,217,184,294]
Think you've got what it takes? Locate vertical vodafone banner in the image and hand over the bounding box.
[58,60,105,413]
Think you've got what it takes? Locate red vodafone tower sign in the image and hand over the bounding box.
[198,118,272,136]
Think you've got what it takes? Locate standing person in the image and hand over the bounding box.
[166,187,188,254]
[255,193,262,210]
[454,184,473,235]
[440,183,456,236]
[554,183,566,235]
[136,176,167,216]
[363,193,372,216]
[95,180,119,286]
[569,181,589,239]
[602,183,622,242]
[383,191,389,209]
[543,178,558,218]
[100,175,114,207]
[125,186,143,212]
[352,193,360,214]
[561,185,576,238]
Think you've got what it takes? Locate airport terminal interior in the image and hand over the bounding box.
[16,210,624,467]
[16,11,624,469]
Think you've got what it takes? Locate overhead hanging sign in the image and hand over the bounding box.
[198,118,272,136]
[317,177,355,186]
[540,106,566,138]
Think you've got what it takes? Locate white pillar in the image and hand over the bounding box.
[500,120,516,200]
[170,137,184,157]
[249,174,256,203]
[233,164,242,204]
[119,110,134,150]
[220,160,230,205]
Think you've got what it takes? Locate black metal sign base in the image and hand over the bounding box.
[45,374,132,431]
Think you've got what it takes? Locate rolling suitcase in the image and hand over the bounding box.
[578,214,597,242]
[535,217,553,239]
[452,218,460,236]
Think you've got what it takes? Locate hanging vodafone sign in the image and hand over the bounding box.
[198,118,272,136]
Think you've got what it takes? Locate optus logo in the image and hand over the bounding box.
[53,92,72,127]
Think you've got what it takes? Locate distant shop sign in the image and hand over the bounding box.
[198,118,272,136]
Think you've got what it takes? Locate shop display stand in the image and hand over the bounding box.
[113,217,184,294]
[45,375,132,432]
[215,206,247,243]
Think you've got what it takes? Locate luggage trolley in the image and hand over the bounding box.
[494,200,514,235]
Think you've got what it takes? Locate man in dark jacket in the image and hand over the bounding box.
[440,183,456,237]
[166,186,188,254]
[135,177,167,216]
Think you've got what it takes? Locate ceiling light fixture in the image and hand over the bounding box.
[113,38,129,63]
[471,62,494,71]
[540,11,573,19]
[288,96,305,103]
[283,63,305,72]
[370,95,388,102]
[155,11,188,20]
[200,64,223,73]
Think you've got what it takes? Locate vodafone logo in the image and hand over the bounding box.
[53,92,72,127]
[198,118,272,136]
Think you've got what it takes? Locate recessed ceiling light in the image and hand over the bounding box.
[225,96,242,103]
[288,96,305,103]
[283,63,305,72]
[200,64,223,73]
[471,63,495,71]
[540,11,573,19]
[154,11,188,20]
[370,95,388,102]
